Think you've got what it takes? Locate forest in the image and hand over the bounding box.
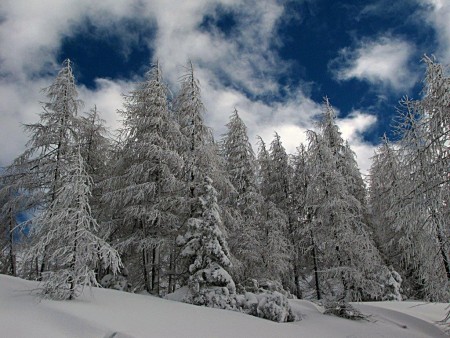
[0,57,448,322]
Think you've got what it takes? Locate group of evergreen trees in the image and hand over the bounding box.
[0,57,448,308]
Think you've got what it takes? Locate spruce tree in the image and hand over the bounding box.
[177,176,236,308]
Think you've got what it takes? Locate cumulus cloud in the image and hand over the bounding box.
[422,0,450,61]
[0,0,378,174]
[331,36,417,92]
[337,111,378,174]
[78,79,135,133]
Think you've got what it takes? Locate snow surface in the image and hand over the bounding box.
[1,274,448,338]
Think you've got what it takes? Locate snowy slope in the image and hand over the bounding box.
[0,274,448,338]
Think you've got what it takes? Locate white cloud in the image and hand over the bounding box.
[332,36,417,92]
[0,0,377,174]
[337,111,378,174]
[422,0,450,61]
[78,79,135,133]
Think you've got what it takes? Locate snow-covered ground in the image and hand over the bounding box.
[1,274,448,338]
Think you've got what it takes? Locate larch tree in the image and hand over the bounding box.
[368,135,403,262]
[302,99,388,302]
[103,62,184,294]
[389,56,449,301]
[255,136,290,284]
[26,149,121,300]
[0,181,20,276]
[267,133,298,291]
[221,109,264,282]
[5,59,82,278]
[289,144,309,298]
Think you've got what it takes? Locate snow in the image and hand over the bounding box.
[1,274,448,338]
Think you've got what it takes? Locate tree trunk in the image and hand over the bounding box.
[311,232,321,300]
[142,248,150,292]
[69,232,78,300]
[435,219,450,280]
[8,208,16,276]
[294,267,301,299]
[151,246,160,295]
[168,245,175,294]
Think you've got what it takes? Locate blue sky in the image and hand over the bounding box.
[0,0,449,173]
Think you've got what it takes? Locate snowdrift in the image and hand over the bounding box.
[0,274,448,338]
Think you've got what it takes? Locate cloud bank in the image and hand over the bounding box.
[2,0,447,174]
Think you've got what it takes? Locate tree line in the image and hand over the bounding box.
[0,57,448,309]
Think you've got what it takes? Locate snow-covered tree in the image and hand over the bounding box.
[103,62,184,293]
[301,100,388,302]
[368,135,403,259]
[267,133,292,210]
[174,62,237,288]
[264,133,298,292]
[255,136,290,283]
[175,62,229,206]
[78,105,112,182]
[0,181,19,276]
[26,150,121,300]
[4,59,82,277]
[289,144,309,298]
[177,176,236,309]
[386,56,450,301]
[221,109,262,281]
[222,109,257,195]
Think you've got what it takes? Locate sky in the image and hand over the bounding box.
[0,0,449,174]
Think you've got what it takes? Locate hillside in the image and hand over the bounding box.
[1,274,448,338]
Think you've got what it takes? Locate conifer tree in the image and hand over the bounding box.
[222,109,257,195]
[221,109,262,281]
[387,56,449,301]
[4,59,82,277]
[178,176,236,308]
[302,100,387,302]
[255,136,290,283]
[0,182,19,276]
[290,144,309,298]
[103,62,184,293]
[27,149,121,300]
[174,63,237,296]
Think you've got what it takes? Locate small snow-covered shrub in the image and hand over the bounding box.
[381,268,403,301]
[324,301,367,320]
[255,291,296,322]
[236,289,296,322]
[258,279,295,299]
[184,262,237,310]
[100,274,128,291]
[188,286,237,310]
[234,279,296,322]
[235,292,258,315]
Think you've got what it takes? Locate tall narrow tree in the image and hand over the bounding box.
[103,62,184,294]
[27,149,121,300]
[6,59,82,277]
[175,62,236,296]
